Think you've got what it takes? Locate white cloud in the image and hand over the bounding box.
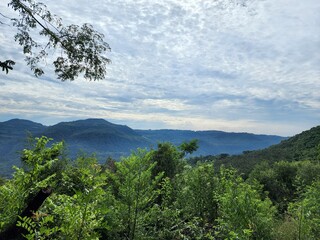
[0,0,319,136]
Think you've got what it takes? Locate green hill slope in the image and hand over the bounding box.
[207,125,320,174]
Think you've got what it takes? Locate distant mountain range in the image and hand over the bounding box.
[0,118,286,176]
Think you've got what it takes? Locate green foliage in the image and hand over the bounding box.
[46,155,110,239]
[0,176,6,186]
[208,125,320,175]
[1,136,319,239]
[109,149,163,239]
[0,136,64,232]
[150,142,185,179]
[17,214,59,240]
[176,163,218,224]
[295,160,320,189]
[288,180,320,240]
[249,160,320,213]
[179,139,199,156]
[5,0,111,80]
[142,177,182,239]
[47,192,105,239]
[274,216,299,240]
[0,176,27,230]
[216,170,276,239]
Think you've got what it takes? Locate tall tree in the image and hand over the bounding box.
[150,142,184,180]
[1,0,111,80]
[110,149,163,240]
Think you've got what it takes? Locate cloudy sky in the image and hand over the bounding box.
[0,0,319,136]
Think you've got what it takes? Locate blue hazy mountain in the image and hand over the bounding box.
[135,129,286,156]
[0,119,46,175]
[0,118,286,176]
[40,118,152,159]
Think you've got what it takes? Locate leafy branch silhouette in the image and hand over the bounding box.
[0,60,16,74]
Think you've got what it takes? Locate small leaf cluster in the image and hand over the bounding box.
[0,60,15,74]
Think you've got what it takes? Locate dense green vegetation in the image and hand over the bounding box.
[191,126,320,175]
[0,129,319,239]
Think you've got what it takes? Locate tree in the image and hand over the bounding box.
[176,162,218,225]
[1,0,111,81]
[179,139,199,156]
[216,168,276,239]
[288,180,320,240]
[0,136,65,238]
[150,142,185,180]
[109,149,163,240]
[249,161,298,213]
[46,155,110,240]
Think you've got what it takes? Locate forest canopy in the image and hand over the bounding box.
[0,136,319,239]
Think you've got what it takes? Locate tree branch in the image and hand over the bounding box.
[14,1,67,50]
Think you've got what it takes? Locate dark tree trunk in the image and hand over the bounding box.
[0,187,52,240]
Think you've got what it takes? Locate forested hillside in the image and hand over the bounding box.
[192,125,320,175]
[0,127,319,239]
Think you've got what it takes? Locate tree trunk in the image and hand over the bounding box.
[0,187,52,240]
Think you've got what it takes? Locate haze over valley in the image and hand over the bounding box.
[0,118,288,176]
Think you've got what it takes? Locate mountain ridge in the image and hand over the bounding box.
[0,118,287,176]
[199,125,320,174]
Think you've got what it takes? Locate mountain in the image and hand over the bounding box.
[0,119,47,176]
[136,129,285,156]
[203,125,320,175]
[0,118,287,177]
[40,119,152,159]
[0,119,46,140]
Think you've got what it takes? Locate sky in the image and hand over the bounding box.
[0,0,319,136]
